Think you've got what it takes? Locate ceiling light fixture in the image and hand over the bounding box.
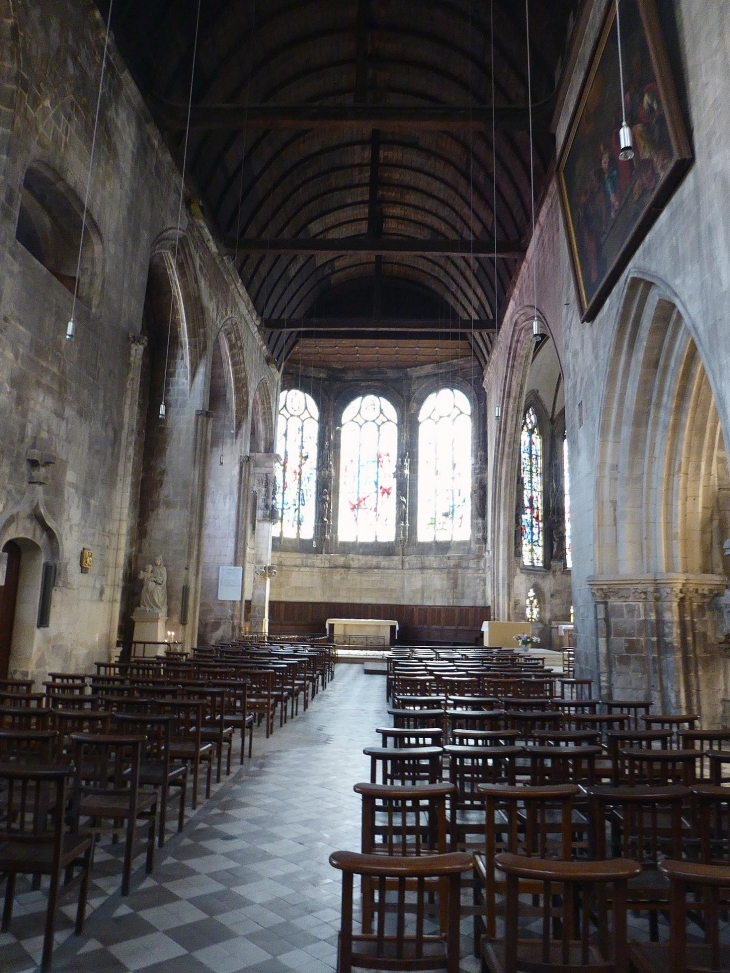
[159,0,202,419]
[67,0,114,341]
[525,0,541,343]
[615,0,635,161]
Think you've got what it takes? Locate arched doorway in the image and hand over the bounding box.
[0,541,21,679]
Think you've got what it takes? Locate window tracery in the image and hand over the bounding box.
[417,388,472,542]
[521,406,543,566]
[274,389,319,540]
[526,587,540,621]
[338,395,397,543]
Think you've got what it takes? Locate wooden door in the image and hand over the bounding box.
[0,541,20,679]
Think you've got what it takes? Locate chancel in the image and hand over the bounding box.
[0,0,729,970]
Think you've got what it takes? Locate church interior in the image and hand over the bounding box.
[1,0,730,970]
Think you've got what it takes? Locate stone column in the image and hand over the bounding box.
[249,452,279,635]
[395,453,410,555]
[315,420,334,554]
[105,336,146,657]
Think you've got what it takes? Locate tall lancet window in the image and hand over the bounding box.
[564,436,572,569]
[521,406,543,566]
[417,388,472,542]
[275,389,319,540]
[338,395,397,543]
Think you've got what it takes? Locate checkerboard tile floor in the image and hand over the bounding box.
[1,664,705,972]
[1,665,433,973]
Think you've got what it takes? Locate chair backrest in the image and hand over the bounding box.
[363,745,443,785]
[0,729,58,763]
[654,859,730,973]
[375,726,444,748]
[0,764,70,861]
[492,852,642,973]
[329,849,471,973]
[0,704,52,730]
[478,783,580,862]
[588,784,688,867]
[355,781,453,856]
[69,733,145,815]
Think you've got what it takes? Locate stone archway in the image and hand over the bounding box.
[590,276,729,723]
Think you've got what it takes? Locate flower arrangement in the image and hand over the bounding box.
[514,633,541,648]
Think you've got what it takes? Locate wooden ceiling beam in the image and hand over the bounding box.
[262,317,495,333]
[152,96,556,132]
[228,237,523,257]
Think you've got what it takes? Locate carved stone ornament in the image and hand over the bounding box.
[26,448,56,485]
[587,573,727,605]
[138,555,168,615]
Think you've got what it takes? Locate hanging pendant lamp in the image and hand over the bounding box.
[615,0,635,161]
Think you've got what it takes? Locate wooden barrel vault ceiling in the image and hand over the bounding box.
[103,0,582,369]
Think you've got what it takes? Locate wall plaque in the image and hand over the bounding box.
[218,566,243,601]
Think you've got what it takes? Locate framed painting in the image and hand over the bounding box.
[558,0,692,321]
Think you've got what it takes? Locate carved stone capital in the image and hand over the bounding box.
[588,573,727,605]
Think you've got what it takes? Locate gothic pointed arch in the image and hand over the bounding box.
[591,275,730,722]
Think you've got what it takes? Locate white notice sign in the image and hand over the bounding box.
[218,566,243,601]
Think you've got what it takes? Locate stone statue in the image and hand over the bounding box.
[138,555,167,615]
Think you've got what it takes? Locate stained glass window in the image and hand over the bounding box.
[274,389,319,540]
[338,395,397,543]
[521,406,543,566]
[526,587,540,622]
[417,388,472,542]
[563,436,572,569]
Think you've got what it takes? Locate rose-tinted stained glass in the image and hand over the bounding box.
[563,436,572,569]
[274,389,319,540]
[526,587,540,622]
[417,388,472,542]
[521,406,543,566]
[338,395,397,543]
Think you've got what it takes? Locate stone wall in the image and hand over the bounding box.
[0,0,274,683]
[488,0,730,719]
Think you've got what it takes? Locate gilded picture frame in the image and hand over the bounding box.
[558,0,692,321]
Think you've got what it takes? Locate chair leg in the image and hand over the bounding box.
[146,804,157,874]
[191,758,200,810]
[76,841,94,935]
[41,868,61,972]
[158,783,168,848]
[205,755,212,799]
[177,778,187,832]
[122,817,135,896]
[2,873,16,931]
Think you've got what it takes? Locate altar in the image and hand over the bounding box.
[326,618,399,646]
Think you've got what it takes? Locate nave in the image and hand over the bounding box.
[1,666,400,973]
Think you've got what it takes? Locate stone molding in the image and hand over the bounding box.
[587,573,726,604]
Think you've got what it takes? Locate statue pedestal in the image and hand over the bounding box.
[132,610,168,647]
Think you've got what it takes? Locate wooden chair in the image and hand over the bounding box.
[524,744,602,787]
[209,678,254,763]
[605,729,671,784]
[642,713,699,748]
[0,678,34,694]
[444,745,520,853]
[363,745,443,785]
[483,853,641,973]
[603,699,653,730]
[155,698,213,809]
[69,733,158,895]
[629,859,730,973]
[0,764,94,971]
[181,685,234,783]
[375,726,444,748]
[388,706,445,731]
[623,747,698,786]
[354,781,454,934]
[113,712,188,847]
[681,730,730,779]
[243,668,278,738]
[558,677,594,700]
[0,728,58,764]
[587,783,689,940]
[0,704,52,730]
[474,783,580,943]
[329,850,471,973]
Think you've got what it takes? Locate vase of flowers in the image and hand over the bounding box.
[514,633,541,649]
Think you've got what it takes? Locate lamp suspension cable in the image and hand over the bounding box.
[490,0,498,332]
[159,0,203,419]
[67,0,115,341]
[525,0,540,342]
[615,0,635,161]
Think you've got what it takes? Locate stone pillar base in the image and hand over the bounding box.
[132,610,168,646]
